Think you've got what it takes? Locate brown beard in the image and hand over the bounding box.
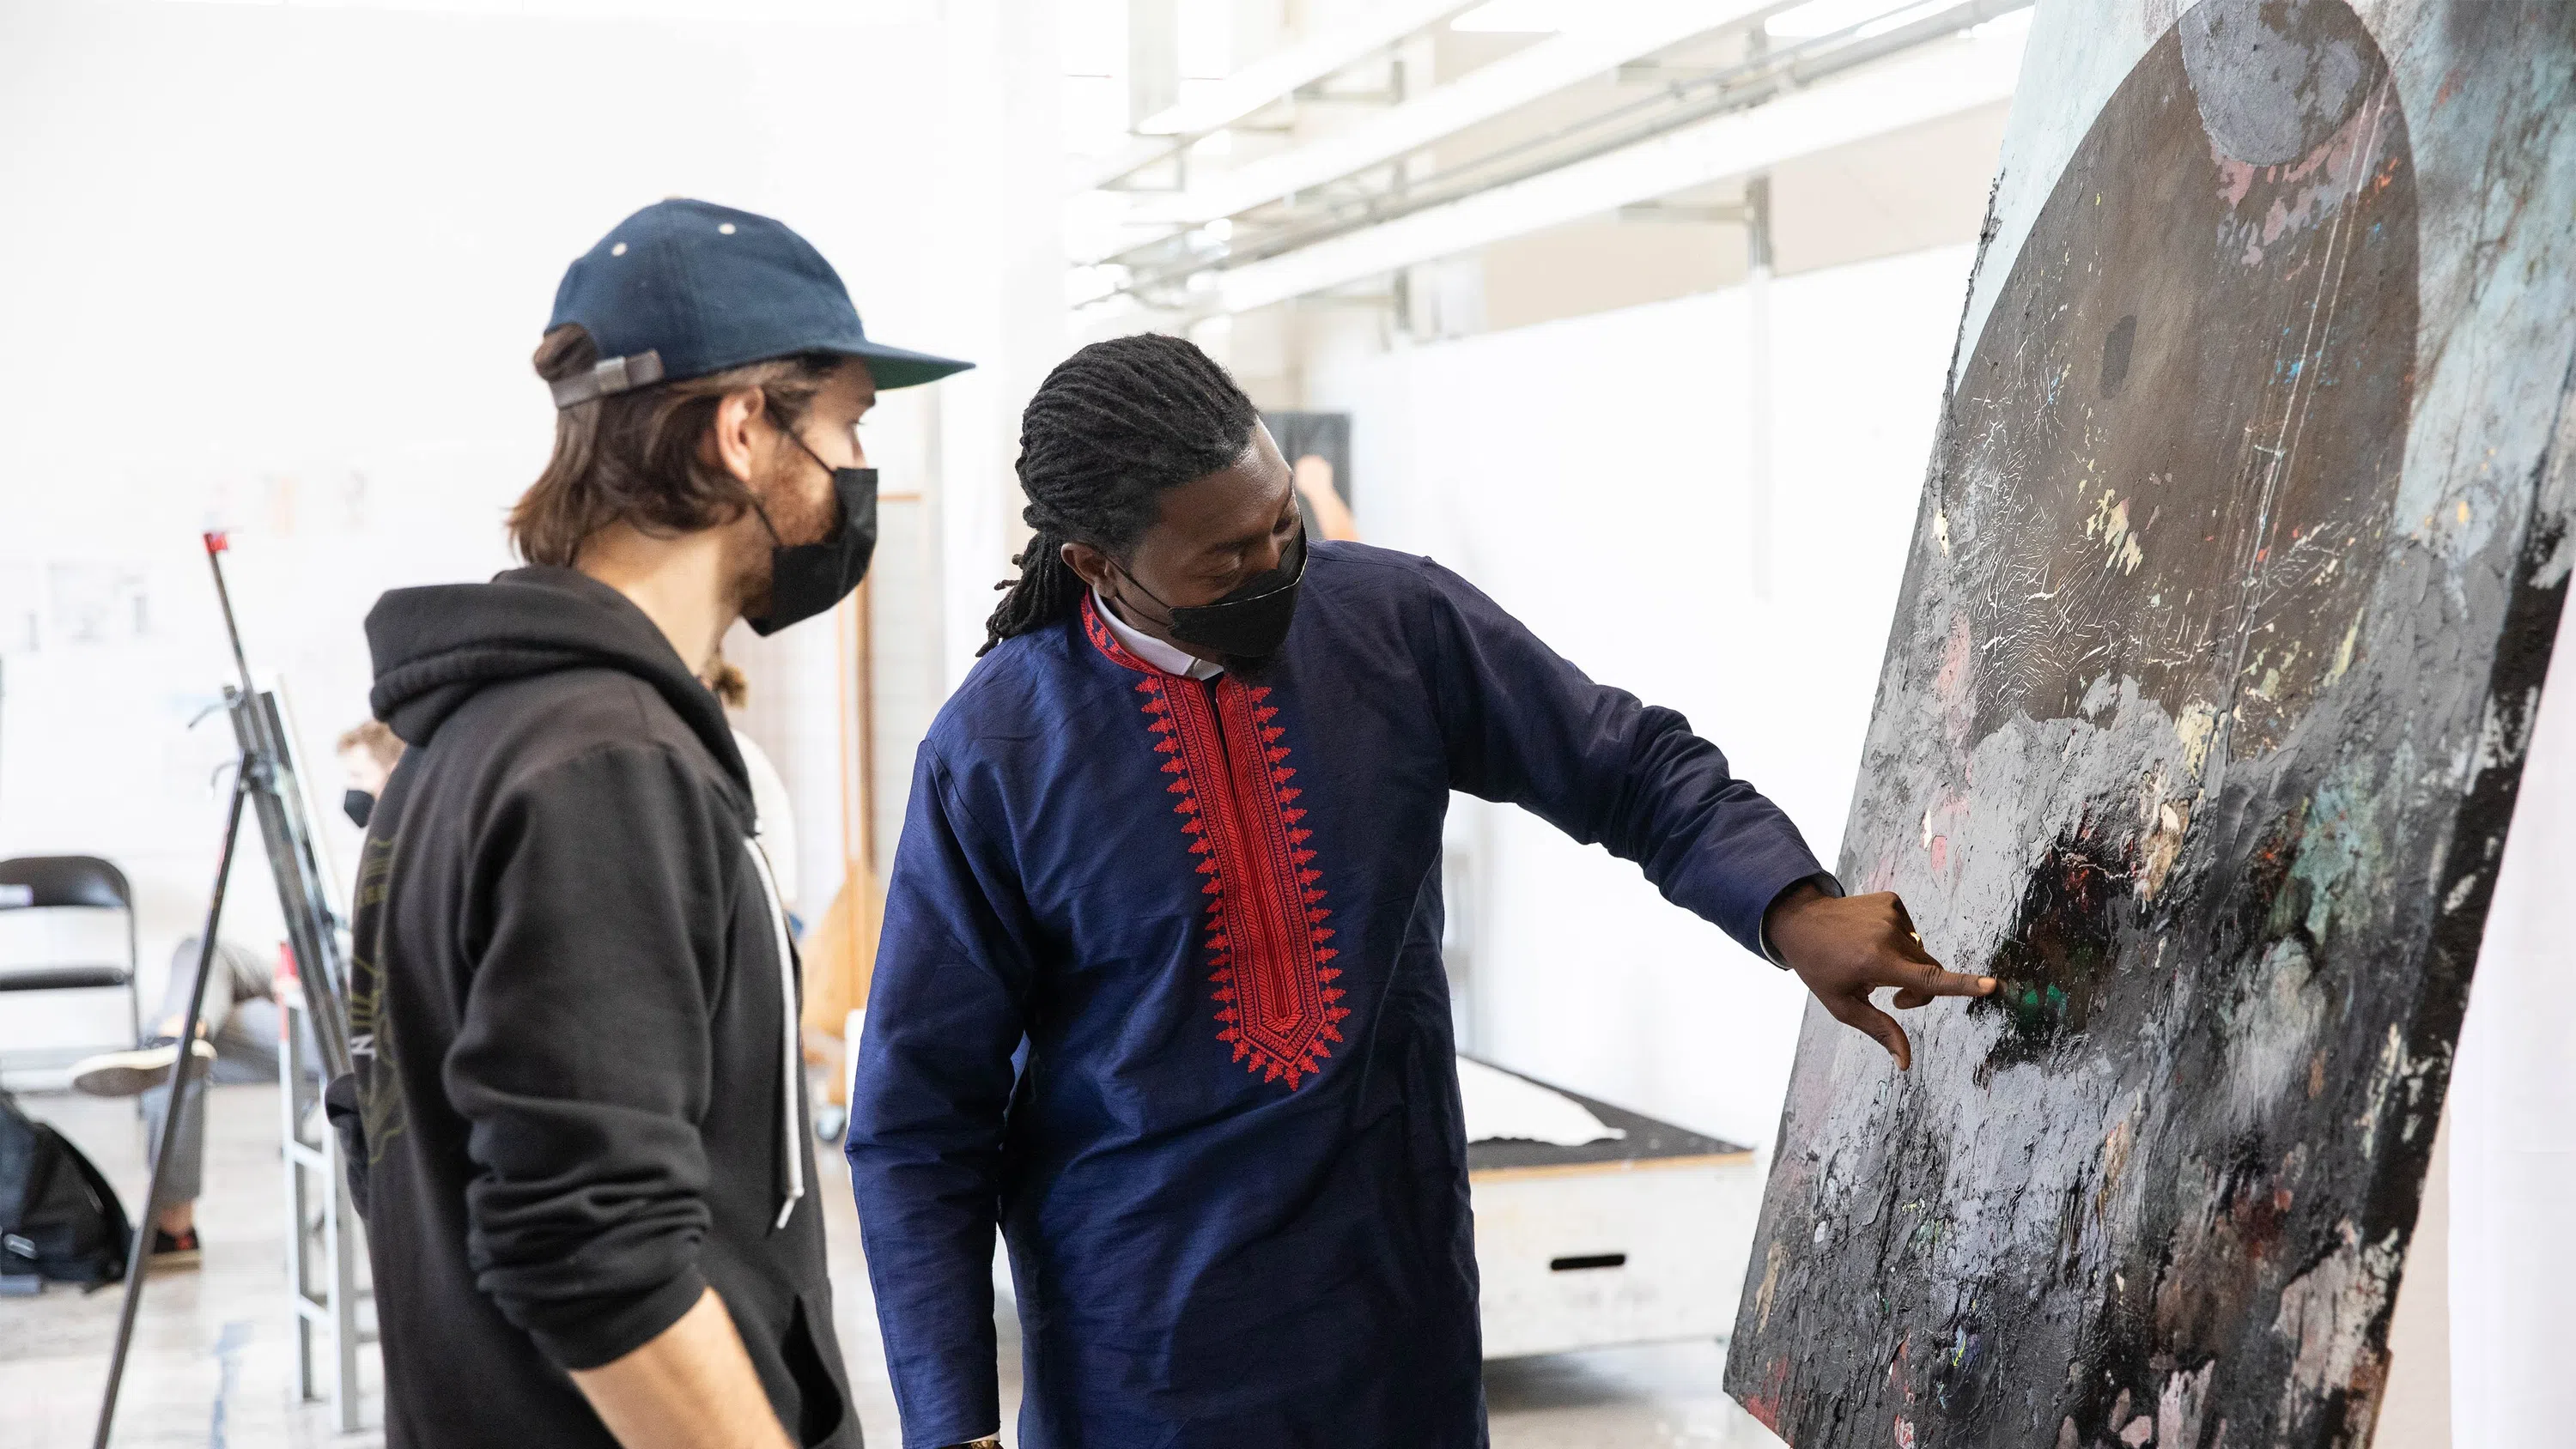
[731,453,836,621]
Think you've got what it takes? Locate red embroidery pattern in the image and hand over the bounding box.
[1082,596,1348,1088]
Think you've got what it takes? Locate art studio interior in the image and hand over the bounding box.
[2,1,2568,1446]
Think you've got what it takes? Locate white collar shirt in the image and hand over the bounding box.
[1091,586,1225,681]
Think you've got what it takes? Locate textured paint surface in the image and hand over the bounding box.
[1726,3,2576,1447]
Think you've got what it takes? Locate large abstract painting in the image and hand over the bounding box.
[1725,3,2576,1446]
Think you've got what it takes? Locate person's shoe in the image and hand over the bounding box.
[68,1040,216,1098]
[146,1227,201,1270]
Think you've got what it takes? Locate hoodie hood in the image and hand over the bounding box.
[366,567,746,788]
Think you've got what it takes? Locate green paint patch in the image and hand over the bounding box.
[1971,836,2135,1076]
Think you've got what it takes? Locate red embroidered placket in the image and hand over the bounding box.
[1085,597,1350,1088]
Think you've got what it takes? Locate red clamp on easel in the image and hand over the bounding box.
[276,942,298,1042]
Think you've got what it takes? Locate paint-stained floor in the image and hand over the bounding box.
[3,1083,1786,1448]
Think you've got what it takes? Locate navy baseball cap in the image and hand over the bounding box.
[545,198,972,408]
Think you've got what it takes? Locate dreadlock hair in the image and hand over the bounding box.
[981,333,1261,655]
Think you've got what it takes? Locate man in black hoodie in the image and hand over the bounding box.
[349,199,968,1449]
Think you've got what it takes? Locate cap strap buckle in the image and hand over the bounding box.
[549,349,665,409]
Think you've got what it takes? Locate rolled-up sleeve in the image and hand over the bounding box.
[447,743,728,1371]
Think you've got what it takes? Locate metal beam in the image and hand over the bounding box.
[1618,200,1751,223]
[1133,0,1476,136]
[1080,0,1479,192]
[1092,0,2027,291]
[1212,24,2023,314]
[1125,0,1785,229]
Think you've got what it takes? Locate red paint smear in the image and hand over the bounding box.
[1743,1357,1792,1434]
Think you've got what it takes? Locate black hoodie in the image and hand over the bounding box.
[347,567,857,1447]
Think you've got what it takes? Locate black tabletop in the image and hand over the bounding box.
[1461,1056,1751,1173]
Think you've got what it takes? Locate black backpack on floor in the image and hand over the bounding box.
[0,1089,133,1287]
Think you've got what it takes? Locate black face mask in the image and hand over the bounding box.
[343,790,374,829]
[1117,520,1308,663]
[744,423,878,637]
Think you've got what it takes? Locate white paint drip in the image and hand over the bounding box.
[2176,700,2220,778]
[2158,1361,2214,1449]
[2325,615,2361,682]
[2083,488,2147,574]
[2475,685,2542,773]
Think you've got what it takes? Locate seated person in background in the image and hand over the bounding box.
[68,720,396,1267]
[337,718,405,828]
[67,937,285,1267]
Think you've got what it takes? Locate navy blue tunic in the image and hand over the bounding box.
[847,543,1826,1449]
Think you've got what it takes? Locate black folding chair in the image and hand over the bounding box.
[0,856,143,1059]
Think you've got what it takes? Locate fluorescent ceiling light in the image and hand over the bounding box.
[1450,0,1574,32]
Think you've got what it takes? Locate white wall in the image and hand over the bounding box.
[1309,245,1976,1150]
[0,0,965,1055]
[2451,586,2576,1449]
[928,0,1071,688]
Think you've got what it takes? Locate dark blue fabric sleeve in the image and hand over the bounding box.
[846,744,1033,1449]
[1417,558,1831,959]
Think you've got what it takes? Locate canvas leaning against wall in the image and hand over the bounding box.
[1725,2,2576,1447]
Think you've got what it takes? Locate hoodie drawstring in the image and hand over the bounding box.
[743,839,805,1231]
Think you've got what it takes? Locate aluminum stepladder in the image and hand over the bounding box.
[279,961,372,1433]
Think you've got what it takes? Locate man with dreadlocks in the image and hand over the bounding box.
[847,334,1995,1449]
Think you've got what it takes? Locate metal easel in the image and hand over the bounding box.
[280,963,369,1430]
[91,532,369,1446]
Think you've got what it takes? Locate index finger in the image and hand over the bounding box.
[1895,958,1996,997]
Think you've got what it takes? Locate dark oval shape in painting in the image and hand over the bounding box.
[1943,0,2416,759]
[2099,313,2137,399]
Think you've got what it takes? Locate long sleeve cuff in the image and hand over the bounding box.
[1758,871,1846,969]
[522,1263,710,1372]
[884,1342,1002,1449]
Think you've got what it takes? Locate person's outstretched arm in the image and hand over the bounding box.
[1417,559,1990,1065]
[846,747,1035,1448]
[570,1287,793,1449]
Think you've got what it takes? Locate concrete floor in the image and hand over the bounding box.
[3,1082,1788,1449]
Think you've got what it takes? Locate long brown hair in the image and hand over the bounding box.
[507,324,841,567]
